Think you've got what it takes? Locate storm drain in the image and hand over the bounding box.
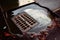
[12,12,38,32]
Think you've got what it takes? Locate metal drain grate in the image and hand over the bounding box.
[12,12,38,32]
